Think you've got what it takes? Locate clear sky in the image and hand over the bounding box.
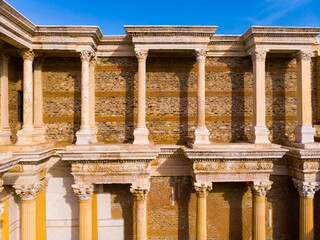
[6,0,320,35]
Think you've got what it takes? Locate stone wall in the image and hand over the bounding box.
[42,55,318,144]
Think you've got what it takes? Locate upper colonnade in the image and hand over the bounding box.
[0,0,319,56]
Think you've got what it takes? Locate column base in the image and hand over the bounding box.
[0,128,11,145]
[193,126,211,145]
[133,127,150,145]
[16,126,39,145]
[294,125,315,143]
[35,127,47,144]
[76,129,95,145]
[91,126,98,144]
[250,126,270,144]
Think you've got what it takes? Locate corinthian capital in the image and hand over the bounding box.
[250,49,268,62]
[18,49,35,61]
[72,184,94,201]
[79,50,95,62]
[14,181,44,201]
[297,50,313,61]
[135,49,148,61]
[293,178,320,198]
[251,181,272,197]
[130,182,150,201]
[194,182,212,198]
[195,49,207,60]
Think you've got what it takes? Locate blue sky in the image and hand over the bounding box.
[7,0,320,35]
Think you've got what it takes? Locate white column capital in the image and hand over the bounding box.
[250,49,269,62]
[293,178,320,198]
[18,49,35,61]
[251,181,272,197]
[194,182,212,198]
[135,49,148,61]
[297,50,313,61]
[130,182,150,201]
[195,48,207,60]
[79,50,95,62]
[14,181,45,201]
[72,183,94,201]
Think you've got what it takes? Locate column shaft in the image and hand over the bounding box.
[253,196,265,240]
[193,49,210,145]
[300,196,313,240]
[295,50,315,143]
[76,51,95,145]
[133,49,150,144]
[79,199,93,240]
[21,199,36,240]
[89,59,97,143]
[196,194,207,240]
[250,50,270,144]
[0,54,11,144]
[136,198,147,240]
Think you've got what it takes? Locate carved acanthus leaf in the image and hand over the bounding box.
[293,178,320,198]
[195,48,207,60]
[135,49,148,61]
[18,49,35,60]
[14,181,44,201]
[130,182,150,201]
[251,181,272,197]
[72,184,94,201]
[250,49,268,61]
[80,50,95,62]
[297,50,313,61]
[194,182,212,198]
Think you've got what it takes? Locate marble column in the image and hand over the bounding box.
[76,51,95,145]
[251,181,272,240]
[89,57,97,143]
[0,53,12,145]
[294,50,315,143]
[17,49,37,145]
[33,57,46,143]
[249,50,270,144]
[194,182,212,240]
[72,184,94,240]
[14,182,43,240]
[130,185,149,240]
[133,49,150,145]
[193,49,211,145]
[293,179,320,240]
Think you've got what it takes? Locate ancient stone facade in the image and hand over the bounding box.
[1,1,320,240]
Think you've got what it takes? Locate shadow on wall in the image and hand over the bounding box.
[269,57,292,144]
[169,176,193,240]
[112,184,134,240]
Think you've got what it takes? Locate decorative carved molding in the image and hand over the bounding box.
[72,184,94,201]
[250,49,268,61]
[194,182,212,198]
[251,181,272,197]
[195,48,207,60]
[292,178,320,198]
[296,50,313,61]
[14,181,45,201]
[135,49,148,61]
[18,49,35,60]
[130,185,149,201]
[79,50,95,62]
